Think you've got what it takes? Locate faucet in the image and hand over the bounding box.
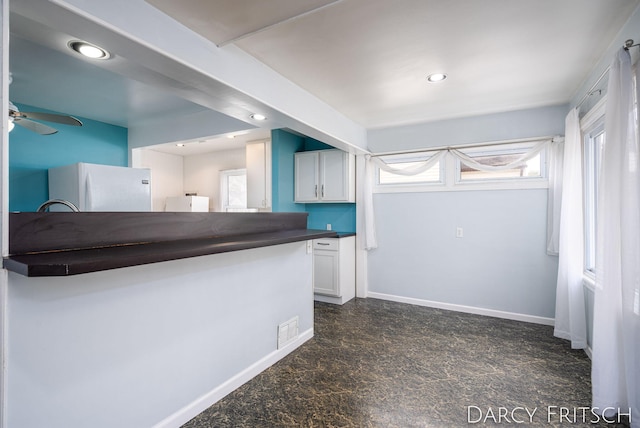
[37,199,80,212]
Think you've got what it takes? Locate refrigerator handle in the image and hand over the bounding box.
[85,173,93,211]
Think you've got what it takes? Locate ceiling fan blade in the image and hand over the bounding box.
[14,118,59,135]
[16,111,82,126]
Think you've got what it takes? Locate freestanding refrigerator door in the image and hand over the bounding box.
[83,164,152,211]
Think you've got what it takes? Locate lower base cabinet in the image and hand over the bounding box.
[313,236,355,305]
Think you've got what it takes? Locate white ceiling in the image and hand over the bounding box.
[143,128,272,156]
[7,0,640,150]
[148,0,639,128]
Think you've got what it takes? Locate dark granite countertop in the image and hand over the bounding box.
[4,228,336,277]
[3,212,337,277]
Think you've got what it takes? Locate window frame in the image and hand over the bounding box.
[453,142,546,184]
[374,152,444,190]
[220,168,254,212]
[373,141,550,194]
[583,123,604,273]
[580,96,607,277]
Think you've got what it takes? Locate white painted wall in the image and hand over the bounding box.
[183,148,246,212]
[135,149,184,211]
[6,242,313,428]
[1,1,10,425]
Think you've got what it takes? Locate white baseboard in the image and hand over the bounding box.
[367,292,555,326]
[153,328,314,428]
[314,294,354,305]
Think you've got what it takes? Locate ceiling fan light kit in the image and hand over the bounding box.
[8,101,83,135]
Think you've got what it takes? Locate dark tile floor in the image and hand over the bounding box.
[182,298,626,427]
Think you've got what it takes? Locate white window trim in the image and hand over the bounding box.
[580,96,607,132]
[580,95,607,278]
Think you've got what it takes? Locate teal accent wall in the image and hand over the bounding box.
[305,203,356,232]
[271,129,306,213]
[9,103,128,212]
[271,129,356,233]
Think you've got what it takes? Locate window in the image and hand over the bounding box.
[376,153,442,186]
[220,169,256,212]
[373,140,549,193]
[583,122,605,273]
[456,142,543,182]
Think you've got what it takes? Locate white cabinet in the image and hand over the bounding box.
[313,236,355,305]
[246,140,272,210]
[295,149,355,203]
[165,196,209,212]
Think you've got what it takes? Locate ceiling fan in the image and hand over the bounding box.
[8,101,82,135]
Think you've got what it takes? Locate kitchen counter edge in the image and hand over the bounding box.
[4,228,337,277]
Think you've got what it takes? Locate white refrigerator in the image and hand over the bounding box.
[48,162,152,211]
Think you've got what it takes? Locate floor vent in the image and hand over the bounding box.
[277,316,299,349]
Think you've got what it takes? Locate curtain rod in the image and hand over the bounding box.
[575,39,638,110]
[369,135,561,158]
[576,67,609,110]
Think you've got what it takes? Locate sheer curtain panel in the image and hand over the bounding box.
[546,139,564,256]
[552,108,587,348]
[591,48,640,426]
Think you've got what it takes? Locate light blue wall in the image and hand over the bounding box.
[368,190,558,318]
[367,105,565,320]
[367,104,568,153]
[9,103,128,212]
[271,129,356,232]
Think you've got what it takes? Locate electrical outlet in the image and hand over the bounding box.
[326,224,332,231]
[456,227,464,238]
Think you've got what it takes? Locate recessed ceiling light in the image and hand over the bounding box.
[426,73,447,83]
[68,40,111,60]
[250,113,267,121]
[227,134,235,139]
[176,143,185,147]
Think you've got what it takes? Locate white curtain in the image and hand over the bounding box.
[370,150,446,176]
[591,48,640,426]
[546,140,564,256]
[363,155,378,250]
[449,139,549,172]
[552,108,587,349]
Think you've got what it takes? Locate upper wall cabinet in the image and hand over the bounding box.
[246,139,272,210]
[295,149,355,203]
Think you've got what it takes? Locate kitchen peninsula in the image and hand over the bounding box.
[3,212,335,428]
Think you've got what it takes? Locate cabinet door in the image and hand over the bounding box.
[320,150,349,201]
[313,249,340,296]
[294,151,319,202]
[246,140,271,209]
